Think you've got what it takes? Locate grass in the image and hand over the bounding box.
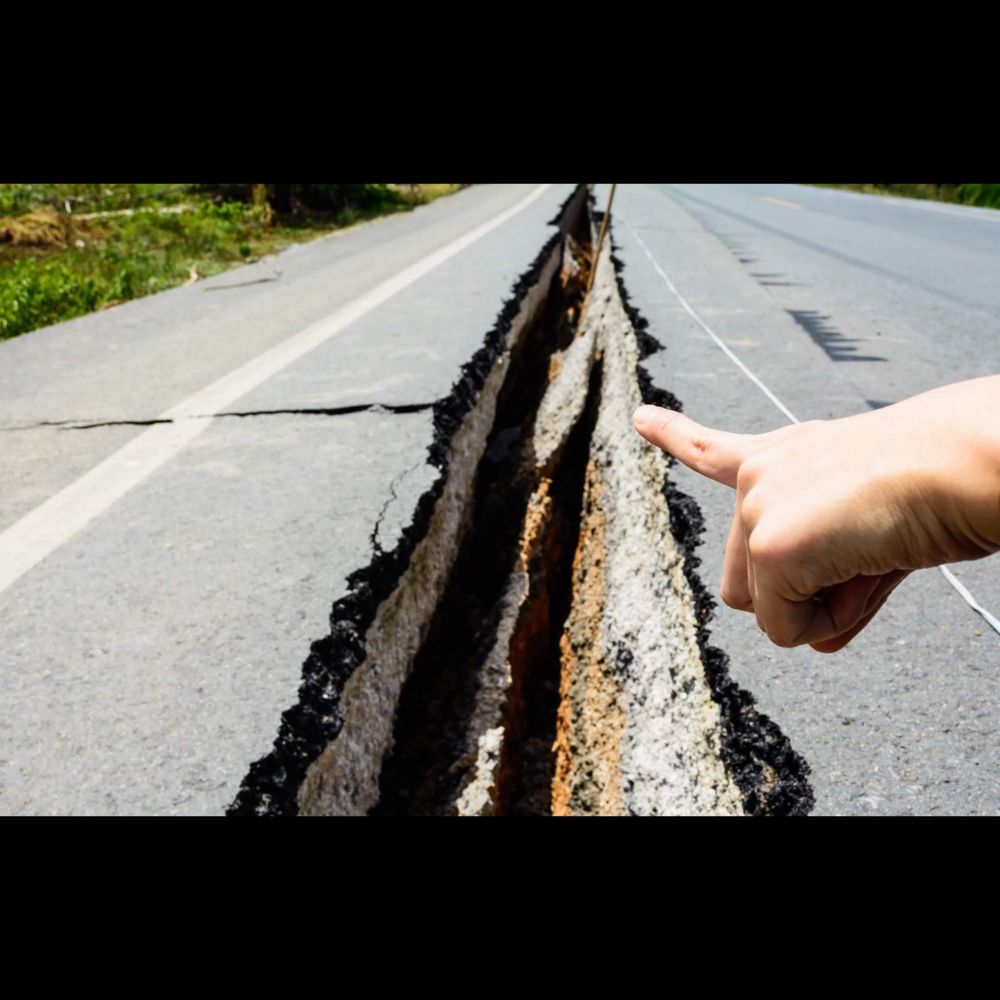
[0,184,464,341]
[817,183,1000,209]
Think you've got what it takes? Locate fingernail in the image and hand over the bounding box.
[632,405,657,429]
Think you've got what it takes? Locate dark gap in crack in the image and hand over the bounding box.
[607,230,816,818]
[371,204,595,816]
[2,403,437,433]
[227,183,589,816]
[60,419,173,430]
[494,355,602,816]
[202,276,281,291]
[216,403,434,419]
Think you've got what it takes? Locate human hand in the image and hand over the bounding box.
[632,376,1000,653]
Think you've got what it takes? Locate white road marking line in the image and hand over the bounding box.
[0,184,553,597]
[938,567,1000,635]
[625,223,799,425]
[762,196,802,210]
[623,217,1000,638]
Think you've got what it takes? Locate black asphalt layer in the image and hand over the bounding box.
[601,183,1000,815]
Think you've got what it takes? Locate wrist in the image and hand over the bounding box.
[923,377,1000,560]
[884,376,1000,565]
[960,421,1000,555]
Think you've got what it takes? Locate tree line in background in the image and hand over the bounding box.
[837,183,1000,208]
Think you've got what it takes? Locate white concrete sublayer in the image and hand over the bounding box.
[584,239,744,815]
[451,555,530,814]
[454,297,599,815]
[296,241,564,816]
[454,233,744,816]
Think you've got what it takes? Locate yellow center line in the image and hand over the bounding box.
[762,195,802,210]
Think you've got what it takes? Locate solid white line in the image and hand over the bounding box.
[623,216,1000,638]
[625,222,800,425]
[0,184,553,596]
[938,566,1000,634]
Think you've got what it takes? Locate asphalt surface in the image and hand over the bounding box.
[4,181,998,816]
[599,183,1000,814]
[0,184,577,814]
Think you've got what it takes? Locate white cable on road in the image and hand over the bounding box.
[938,566,1000,635]
[0,185,553,597]
[624,217,1000,638]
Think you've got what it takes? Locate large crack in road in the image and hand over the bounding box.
[229,185,815,817]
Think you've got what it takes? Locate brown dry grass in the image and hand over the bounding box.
[0,208,73,248]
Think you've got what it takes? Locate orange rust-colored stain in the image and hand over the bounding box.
[519,479,552,564]
[551,460,625,815]
[494,477,558,814]
[550,628,577,816]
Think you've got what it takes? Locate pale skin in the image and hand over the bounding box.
[632,375,1000,653]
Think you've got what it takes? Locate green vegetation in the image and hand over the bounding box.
[952,184,1000,209]
[0,184,463,341]
[819,183,1000,209]
[0,184,191,218]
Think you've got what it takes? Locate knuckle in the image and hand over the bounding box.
[740,489,765,525]
[756,613,799,647]
[736,455,764,489]
[735,459,760,494]
[719,581,738,608]
[767,628,800,649]
[747,522,786,566]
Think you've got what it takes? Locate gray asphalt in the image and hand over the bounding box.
[5,181,999,816]
[599,183,1000,814]
[0,184,577,814]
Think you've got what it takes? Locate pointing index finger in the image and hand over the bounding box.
[632,405,754,488]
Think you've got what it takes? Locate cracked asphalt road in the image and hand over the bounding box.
[600,183,1000,814]
[4,181,998,816]
[0,184,578,814]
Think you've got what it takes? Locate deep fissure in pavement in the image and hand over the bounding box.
[372,201,812,817]
[228,185,589,816]
[494,359,601,816]
[610,232,815,816]
[228,184,814,816]
[372,215,596,816]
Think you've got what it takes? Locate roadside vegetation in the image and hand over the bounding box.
[0,184,463,341]
[820,183,1000,209]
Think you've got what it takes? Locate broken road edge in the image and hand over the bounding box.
[227,184,815,817]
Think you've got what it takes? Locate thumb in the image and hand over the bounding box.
[632,405,755,489]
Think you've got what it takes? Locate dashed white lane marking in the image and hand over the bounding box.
[762,196,802,210]
[623,218,1000,638]
[0,184,553,597]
